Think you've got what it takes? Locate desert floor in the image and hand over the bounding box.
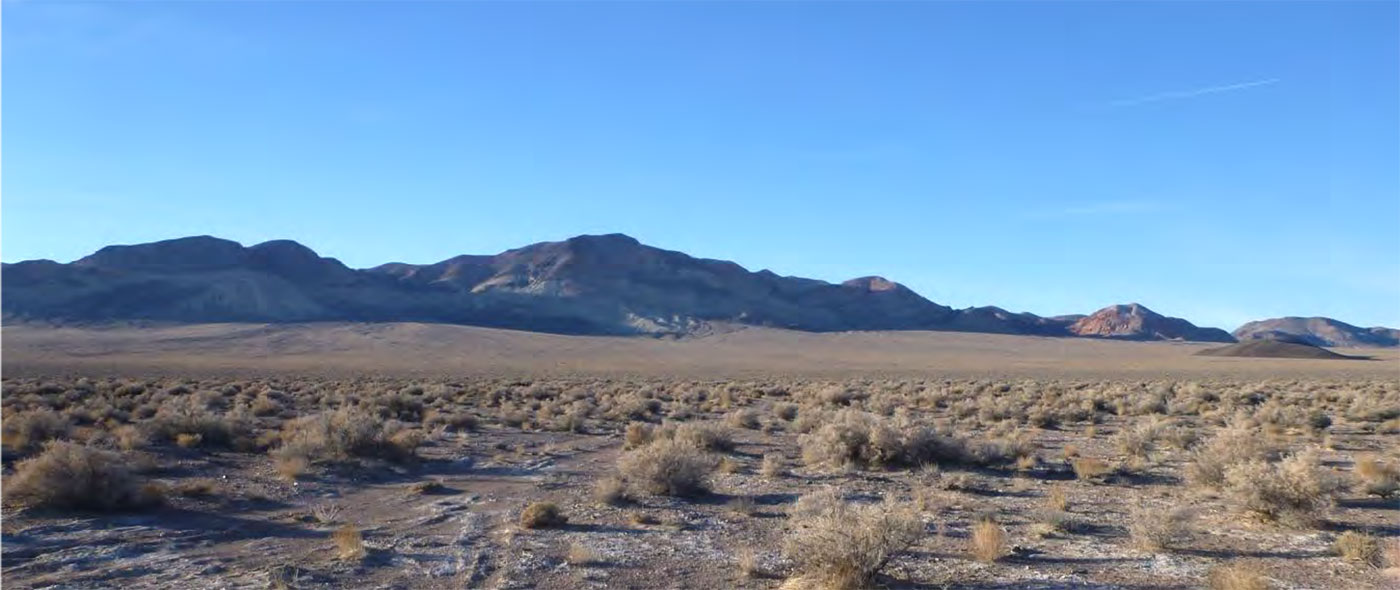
[2,323,1397,590]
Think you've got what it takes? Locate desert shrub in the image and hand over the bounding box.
[969,517,1009,562]
[616,438,715,497]
[760,453,785,478]
[1223,450,1339,528]
[726,408,761,430]
[274,406,415,464]
[666,421,734,452]
[176,478,219,498]
[1114,419,1168,460]
[520,501,568,529]
[717,456,743,474]
[3,441,160,511]
[1,409,72,454]
[146,398,247,449]
[1207,562,1271,590]
[275,454,309,481]
[114,424,149,451]
[1029,509,1074,538]
[728,495,758,516]
[1186,426,1280,490]
[791,487,844,520]
[1354,455,1399,498]
[387,428,425,457]
[1384,537,1400,569]
[594,476,627,505]
[1071,457,1111,481]
[425,409,478,432]
[799,410,976,471]
[968,431,1034,466]
[623,422,654,449]
[374,393,424,422]
[250,393,284,417]
[782,497,923,590]
[1332,531,1381,566]
[1128,505,1193,552]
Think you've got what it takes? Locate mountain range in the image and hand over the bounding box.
[2,234,1392,346]
[1233,317,1400,348]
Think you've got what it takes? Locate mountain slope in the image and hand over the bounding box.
[1196,340,1370,360]
[1068,303,1235,343]
[1233,317,1399,348]
[2,234,1239,341]
[4,234,960,335]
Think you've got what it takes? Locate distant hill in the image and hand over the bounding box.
[1196,340,1371,360]
[2,233,1235,342]
[1068,303,1236,343]
[1234,317,1399,348]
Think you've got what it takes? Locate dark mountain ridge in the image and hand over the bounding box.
[0,234,1303,342]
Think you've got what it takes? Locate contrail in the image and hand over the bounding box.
[1105,78,1280,107]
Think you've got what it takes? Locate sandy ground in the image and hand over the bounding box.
[4,322,1397,378]
[2,324,1397,590]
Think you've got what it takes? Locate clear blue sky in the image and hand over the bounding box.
[5,1,1398,329]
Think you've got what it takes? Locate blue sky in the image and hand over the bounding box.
[4,1,1398,329]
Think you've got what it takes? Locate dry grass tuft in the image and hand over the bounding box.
[728,495,758,517]
[408,480,446,495]
[175,478,218,498]
[274,454,309,482]
[566,542,602,566]
[1044,484,1069,512]
[736,547,763,578]
[969,517,1009,562]
[628,512,660,526]
[593,476,628,506]
[332,525,366,561]
[1128,505,1193,552]
[1071,457,1111,481]
[519,501,568,529]
[1332,531,1381,567]
[1207,562,1272,590]
[761,453,786,478]
[624,422,654,449]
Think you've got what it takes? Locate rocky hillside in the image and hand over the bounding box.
[3,234,1243,342]
[1068,303,1236,343]
[1233,317,1400,348]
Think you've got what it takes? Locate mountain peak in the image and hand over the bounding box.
[1234,316,1399,347]
[75,235,247,271]
[565,233,641,246]
[842,276,903,293]
[248,239,353,282]
[1069,303,1233,342]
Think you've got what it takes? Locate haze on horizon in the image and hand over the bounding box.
[3,1,1397,329]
